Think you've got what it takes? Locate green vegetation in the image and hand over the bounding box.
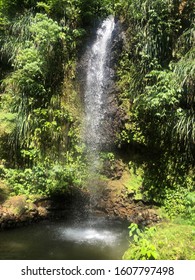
[115,0,194,260]
[116,0,194,201]
[0,0,194,260]
[0,0,110,196]
[123,223,158,260]
[123,222,195,260]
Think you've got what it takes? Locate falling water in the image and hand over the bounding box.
[84,16,115,171]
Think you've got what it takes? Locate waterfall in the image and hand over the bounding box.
[84,16,115,171]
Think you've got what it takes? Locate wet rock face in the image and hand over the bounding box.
[102,158,125,179]
[93,186,160,226]
[89,169,160,226]
[109,19,124,69]
[0,184,159,230]
[100,19,124,150]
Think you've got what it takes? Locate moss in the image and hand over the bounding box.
[124,166,144,200]
[0,180,10,203]
[2,195,28,216]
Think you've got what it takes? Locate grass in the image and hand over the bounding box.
[123,220,195,260]
[152,222,195,260]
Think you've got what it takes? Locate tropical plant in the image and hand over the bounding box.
[123,223,158,260]
[116,0,195,205]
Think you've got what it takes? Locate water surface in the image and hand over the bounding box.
[0,217,129,260]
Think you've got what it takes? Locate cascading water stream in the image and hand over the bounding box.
[84,16,115,171]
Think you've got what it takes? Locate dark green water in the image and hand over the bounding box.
[0,217,129,260]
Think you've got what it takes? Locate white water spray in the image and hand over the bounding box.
[84,16,115,169]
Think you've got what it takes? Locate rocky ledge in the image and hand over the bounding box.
[0,187,89,230]
[0,177,160,230]
[90,179,160,226]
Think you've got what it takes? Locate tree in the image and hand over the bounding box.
[115,0,195,201]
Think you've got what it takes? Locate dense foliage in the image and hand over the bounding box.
[0,0,194,260]
[0,0,111,194]
[115,0,194,216]
[0,0,194,205]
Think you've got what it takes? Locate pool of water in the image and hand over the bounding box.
[0,217,129,260]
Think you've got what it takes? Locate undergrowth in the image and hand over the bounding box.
[123,222,195,260]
